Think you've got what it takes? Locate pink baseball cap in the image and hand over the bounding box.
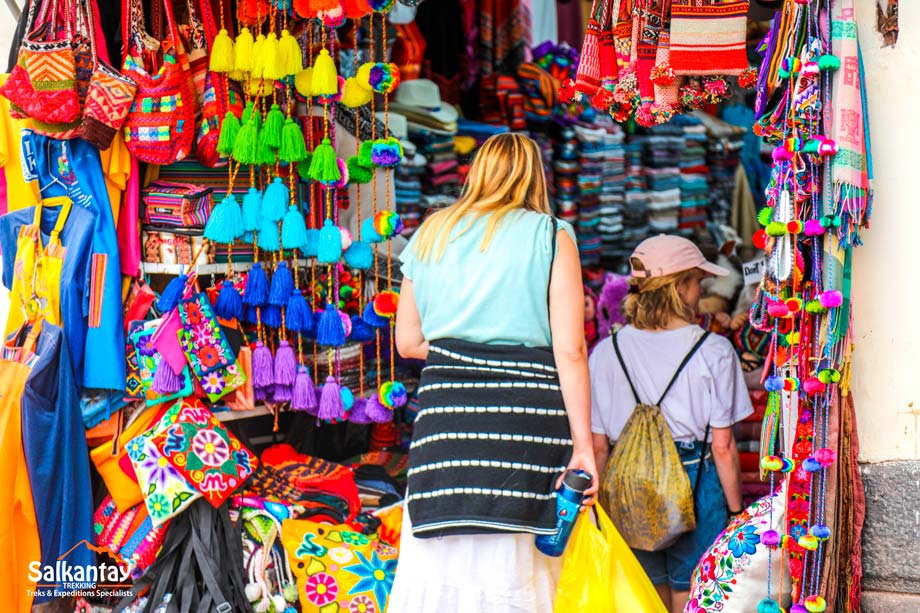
[629,234,729,278]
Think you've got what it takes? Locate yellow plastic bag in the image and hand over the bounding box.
[554,505,667,613]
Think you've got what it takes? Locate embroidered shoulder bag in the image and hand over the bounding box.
[668,0,750,76]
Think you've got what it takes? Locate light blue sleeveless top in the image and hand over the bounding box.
[399,209,577,347]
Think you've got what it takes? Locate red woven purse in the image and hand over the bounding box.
[668,0,750,76]
[122,0,195,164]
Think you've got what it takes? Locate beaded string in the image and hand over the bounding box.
[384,90,395,386]
[370,11,382,397]
[354,22,365,400]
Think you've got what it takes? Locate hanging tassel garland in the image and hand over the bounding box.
[262,304,283,328]
[317,219,343,264]
[157,274,188,312]
[232,118,259,165]
[317,376,345,421]
[282,205,309,250]
[245,305,260,324]
[204,194,244,244]
[252,341,275,388]
[348,397,372,423]
[210,29,236,72]
[258,137,277,167]
[274,340,297,385]
[254,386,270,402]
[269,262,295,306]
[311,49,339,96]
[217,111,240,155]
[152,361,184,395]
[302,228,320,257]
[261,104,285,150]
[241,101,262,129]
[309,138,341,183]
[285,290,311,332]
[259,217,281,251]
[362,301,388,328]
[343,240,373,269]
[279,118,308,163]
[262,178,290,222]
[214,280,244,320]
[262,32,283,81]
[279,29,303,77]
[251,34,268,79]
[243,263,269,306]
[317,304,346,347]
[242,188,263,233]
[291,367,318,411]
[234,27,255,73]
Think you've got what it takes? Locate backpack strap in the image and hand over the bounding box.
[656,331,711,406]
[611,332,641,405]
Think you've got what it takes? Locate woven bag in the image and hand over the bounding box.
[122,0,195,164]
[574,0,617,97]
[669,0,750,76]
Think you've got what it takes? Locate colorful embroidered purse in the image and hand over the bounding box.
[668,0,750,76]
[574,0,617,97]
[142,181,214,227]
[131,324,194,406]
[177,292,236,376]
[94,495,170,578]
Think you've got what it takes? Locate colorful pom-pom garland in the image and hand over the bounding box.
[378,380,407,409]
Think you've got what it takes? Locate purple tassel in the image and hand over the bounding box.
[254,386,270,402]
[291,367,318,412]
[252,341,275,388]
[348,397,372,424]
[273,383,293,403]
[152,360,184,395]
[317,376,345,421]
[273,340,297,385]
[366,395,393,423]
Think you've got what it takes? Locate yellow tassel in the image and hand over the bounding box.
[355,62,374,91]
[251,34,267,79]
[234,27,254,73]
[279,29,303,77]
[311,48,339,96]
[249,77,266,98]
[228,69,245,83]
[262,32,282,81]
[294,68,314,97]
[341,77,373,107]
[210,28,235,72]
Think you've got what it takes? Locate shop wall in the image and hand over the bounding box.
[853,2,920,609]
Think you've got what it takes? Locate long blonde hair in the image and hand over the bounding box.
[623,270,697,330]
[411,133,551,262]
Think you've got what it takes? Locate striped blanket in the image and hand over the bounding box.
[406,338,573,538]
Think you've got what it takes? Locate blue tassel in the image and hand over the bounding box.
[245,305,260,324]
[243,263,269,306]
[362,302,389,329]
[361,217,383,243]
[214,280,243,320]
[262,304,282,328]
[242,188,263,233]
[157,274,188,312]
[349,315,377,341]
[204,195,243,244]
[317,219,343,264]
[262,177,289,223]
[260,216,281,252]
[302,228,320,257]
[343,240,373,270]
[316,304,346,347]
[269,261,294,306]
[286,290,312,333]
[281,204,308,250]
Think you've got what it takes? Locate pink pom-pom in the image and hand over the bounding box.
[803,376,827,395]
[340,228,354,251]
[761,529,781,547]
[635,103,654,127]
[802,61,820,76]
[704,78,728,97]
[804,219,825,236]
[772,146,793,162]
[818,139,839,156]
[768,302,790,318]
[819,290,843,308]
[815,448,837,466]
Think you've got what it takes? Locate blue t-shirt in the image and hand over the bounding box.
[400,210,577,347]
[1,203,96,388]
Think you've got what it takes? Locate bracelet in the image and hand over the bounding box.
[729,508,744,516]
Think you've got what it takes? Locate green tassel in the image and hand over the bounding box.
[217,111,240,155]
[298,153,314,181]
[346,156,373,184]
[309,138,341,183]
[241,102,262,131]
[261,103,284,150]
[279,118,307,163]
[258,137,277,166]
[232,119,259,165]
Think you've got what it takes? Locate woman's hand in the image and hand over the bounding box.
[556,446,600,508]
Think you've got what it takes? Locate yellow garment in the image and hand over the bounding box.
[5,196,71,337]
[0,74,40,212]
[99,131,131,223]
[0,325,43,613]
[453,135,477,156]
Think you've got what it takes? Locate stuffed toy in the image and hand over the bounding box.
[596,273,629,341]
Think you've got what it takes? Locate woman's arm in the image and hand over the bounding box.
[395,279,429,360]
[592,433,610,481]
[550,231,599,503]
[710,426,743,513]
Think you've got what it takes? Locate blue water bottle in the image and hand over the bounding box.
[535,469,593,557]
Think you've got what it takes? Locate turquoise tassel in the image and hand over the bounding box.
[262,178,289,223]
[242,188,263,233]
[281,204,308,250]
[317,219,343,264]
[260,216,281,251]
[203,195,243,244]
[302,229,320,258]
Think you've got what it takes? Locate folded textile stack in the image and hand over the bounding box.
[643,127,684,234]
[599,122,626,258]
[672,114,709,230]
[532,132,555,199]
[575,124,605,266]
[395,151,426,234]
[693,111,746,226]
[552,125,580,226]
[409,127,461,197]
[622,137,650,246]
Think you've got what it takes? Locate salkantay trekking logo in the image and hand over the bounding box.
[26,540,133,600]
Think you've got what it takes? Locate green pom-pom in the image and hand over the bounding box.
[778,67,791,79]
[217,111,240,155]
[309,138,341,183]
[765,221,787,237]
[358,140,375,168]
[757,598,782,613]
[805,299,827,314]
[758,207,774,227]
[232,119,259,165]
[279,118,307,163]
[818,54,840,72]
[261,103,284,150]
[347,156,374,184]
[803,138,821,154]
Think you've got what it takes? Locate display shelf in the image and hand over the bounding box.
[140,259,309,276]
[214,405,273,422]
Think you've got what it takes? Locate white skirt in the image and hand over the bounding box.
[387,504,562,613]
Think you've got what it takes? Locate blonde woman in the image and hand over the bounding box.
[589,235,752,613]
[389,133,598,612]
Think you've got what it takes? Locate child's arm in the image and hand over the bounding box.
[711,426,743,513]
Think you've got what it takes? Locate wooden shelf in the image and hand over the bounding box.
[140,260,309,276]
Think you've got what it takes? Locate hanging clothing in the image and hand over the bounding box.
[22,321,96,604]
[29,133,126,392]
[555,0,584,47]
[0,325,42,613]
[1,200,97,391]
[479,0,528,76]
[0,77,40,213]
[531,0,559,46]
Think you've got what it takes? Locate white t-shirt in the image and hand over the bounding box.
[589,324,754,444]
